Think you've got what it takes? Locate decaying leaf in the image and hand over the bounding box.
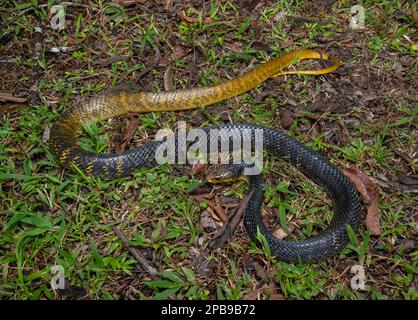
[163,64,174,91]
[0,103,30,115]
[210,190,254,249]
[117,114,140,153]
[242,288,263,300]
[268,282,286,300]
[0,91,27,103]
[272,224,295,240]
[190,162,206,176]
[112,0,146,6]
[412,11,418,23]
[181,10,215,25]
[200,210,218,230]
[343,167,381,235]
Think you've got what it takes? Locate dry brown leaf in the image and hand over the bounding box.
[164,0,173,11]
[182,14,214,25]
[112,0,146,6]
[200,210,218,230]
[163,64,173,91]
[412,11,418,23]
[340,36,354,44]
[0,91,27,103]
[269,282,286,300]
[279,109,294,129]
[366,201,381,235]
[343,167,381,235]
[225,43,242,53]
[343,167,378,204]
[242,288,263,300]
[272,224,295,239]
[190,162,206,176]
[117,115,139,153]
[173,46,191,59]
[210,191,254,250]
[0,103,30,115]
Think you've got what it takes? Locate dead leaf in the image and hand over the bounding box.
[398,174,418,186]
[279,109,294,129]
[200,210,218,230]
[251,41,271,51]
[0,91,27,103]
[181,11,214,25]
[0,103,30,115]
[210,190,254,249]
[117,114,140,152]
[398,239,416,251]
[164,64,174,91]
[412,12,418,23]
[190,162,206,176]
[225,43,242,53]
[342,167,381,235]
[365,201,381,235]
[272,224,295,239]
[173,46,191,59]
[213,195,228,222]
[343,167,378,204]
[340,36,354,44]
[245,257,269,283]
[164,0,173,11]
[242,288,263,300]
[112,0,146,6]
[268,282,286,300]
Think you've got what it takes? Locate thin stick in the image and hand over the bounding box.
[112,226,160,280]
[210,189,255,249]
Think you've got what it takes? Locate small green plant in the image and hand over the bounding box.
[343,226,371,265]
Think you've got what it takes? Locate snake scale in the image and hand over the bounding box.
[50,49,362,262]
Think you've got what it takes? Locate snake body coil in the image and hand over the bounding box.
[50,49,361,262]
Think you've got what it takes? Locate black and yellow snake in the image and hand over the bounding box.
[50,49,361,262]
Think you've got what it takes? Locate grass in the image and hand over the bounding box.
[0,0,417,300]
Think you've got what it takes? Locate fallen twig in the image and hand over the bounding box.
[112,226,160,280]
[210,189,255,249]
[28,25,43,106]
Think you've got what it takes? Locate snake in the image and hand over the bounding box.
[49,49,362,262]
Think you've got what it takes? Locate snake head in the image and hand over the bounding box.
[206,164,246,184]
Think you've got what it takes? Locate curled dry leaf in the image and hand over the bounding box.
[0,91,27,103]
[272,223,295,239]
[210,190,254,250]
[242,287,263,300]
[412,11,418,23]
[181,11,215,25]
[200,210,218,230]
[190,162,206,176]
[112,0,146,6]
[225,42,242,53]
[163,64,174,91]
[342,167,381,235]
[269,282,286,300]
